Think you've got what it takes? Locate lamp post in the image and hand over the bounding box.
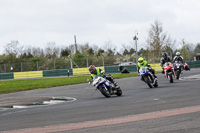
[133,34,138,63]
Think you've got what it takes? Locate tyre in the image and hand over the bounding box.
[169,74,173,83]
[153,80,158,87]
[144,76,153,88]
[115,88,122,96]
[99,87,111,98]
[176,71,180,80]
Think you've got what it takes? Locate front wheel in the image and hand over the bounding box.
[175,71,180,80]
[144,76,153,88]
[169,74,173,83]
[99,87,111,98]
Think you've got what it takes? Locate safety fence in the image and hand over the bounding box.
[0,60,199,80]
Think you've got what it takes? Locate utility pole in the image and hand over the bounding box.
[74,35,78,54]
[133,33,138,63]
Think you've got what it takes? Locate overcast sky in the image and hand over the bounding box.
[1,0,200,55]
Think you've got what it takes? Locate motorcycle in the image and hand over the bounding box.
[173,61,184,80]
[88,74,122,98]
[139,66,158,88]
[163,62,175,83]
[184,62,190,71]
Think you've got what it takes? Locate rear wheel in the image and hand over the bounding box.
[153,80,158,87]
[115,88,122,96]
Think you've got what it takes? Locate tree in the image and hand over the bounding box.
[60,48,70,57]
[146,20,175,62]
[4,40,24,57]
[45,42,60,59]
[123,49,129,55]
[87,48,94,55]
[179,39,195,60]
[194,43,200,54]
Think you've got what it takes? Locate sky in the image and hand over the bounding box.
[1,0,200,55]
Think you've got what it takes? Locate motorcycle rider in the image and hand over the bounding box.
[89,65,119,91]
[137,57,157,80]
[173,52,190,71]
[173,52,184,64]
[160,52,171,74]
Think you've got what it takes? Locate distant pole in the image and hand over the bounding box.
[187,47,190,61]
[74,35,77,54]
[4,64,6,73]
[86,55,88,67]
[133,33,138,63]
[102,55,104,66]
[21,62,23,72]
[36,61,38,71]
[54,59,56,69]
[68,55,73,69]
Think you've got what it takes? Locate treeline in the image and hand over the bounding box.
[1,20,200,73]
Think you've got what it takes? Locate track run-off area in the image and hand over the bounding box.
[1,69,200,133]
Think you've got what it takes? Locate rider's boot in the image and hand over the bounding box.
[154,75,157,81]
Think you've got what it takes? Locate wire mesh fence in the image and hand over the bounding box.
[0,52,189,73]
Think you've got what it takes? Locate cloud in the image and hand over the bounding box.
[0,0,200,54]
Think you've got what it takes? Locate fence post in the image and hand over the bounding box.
[4,64,6,73]
[54,59,56,70]
[68,55,73,69]
[36,61,39,71]
[86,56,88,67]
[21,62,23,72]
[102,55,104,66]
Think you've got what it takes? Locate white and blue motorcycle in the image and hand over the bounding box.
[88,74,122,98]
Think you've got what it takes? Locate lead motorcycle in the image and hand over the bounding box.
[88,74,122,98]
[173,61,184,80]
[139,66,158,88]
[163,62,175,83]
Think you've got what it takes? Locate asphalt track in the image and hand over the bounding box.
[0,69,200,133]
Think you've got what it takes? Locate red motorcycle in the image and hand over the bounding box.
[163,62,175,83]
[184,62,190,71]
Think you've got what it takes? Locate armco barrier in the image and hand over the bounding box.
[0,73,14,80]
[73,67,104,75]
[104,66,120,73]
[124,65,137,72]
[14,71,43,79]
[104,65,137,73]
[43,69,73,77]
[186,60,200,68]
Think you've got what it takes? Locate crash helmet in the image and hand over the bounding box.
[138,57,144,65]
[162,52,168,59]
[176,52,181,56]
[89,65,97,74]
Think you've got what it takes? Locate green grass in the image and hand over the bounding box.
[0,73,137,94]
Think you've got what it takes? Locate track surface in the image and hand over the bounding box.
[0,69,200,133]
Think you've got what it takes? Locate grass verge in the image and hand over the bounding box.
[0,73,137,94]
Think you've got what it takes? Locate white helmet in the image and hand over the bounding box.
[176,52,180,56]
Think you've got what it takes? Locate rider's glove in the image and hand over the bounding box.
[101,70,105,74]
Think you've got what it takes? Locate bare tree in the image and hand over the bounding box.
[4,40,24,57]
[45,42,60,58]
[146,20,175,62]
